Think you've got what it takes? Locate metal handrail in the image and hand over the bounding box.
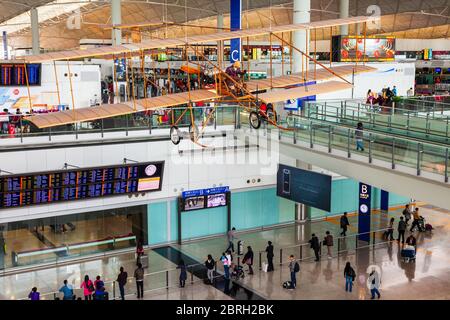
[18,259,223,300]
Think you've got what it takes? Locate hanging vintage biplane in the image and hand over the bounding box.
[18,15,379,146]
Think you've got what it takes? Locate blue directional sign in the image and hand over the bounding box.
[182,186,229,199]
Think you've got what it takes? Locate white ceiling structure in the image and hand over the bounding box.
[0,0,449,50]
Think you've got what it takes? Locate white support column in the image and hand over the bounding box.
[339,0,349,35]
[295,159,312,222]
[217,14,224,69]
[292,0,310,74]
[30,8,40,55]
[111,0,122,45]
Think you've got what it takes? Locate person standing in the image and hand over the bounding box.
[116,267,128,300]
[407,87,413,97]
[323,231,334,259]
[397,216,407,244]
[177,259,187,288]
[136,239,144,264]
[205,255,215,284]
[355,122,365,151]
[369,268,381,299]
[340,212,350,236]
[265,241,274,272]
[410,208,421,232]
[59,280,74,300]
[242,246,254,275]
[226,227,236,253]
[288,255,300,289]
[308,233,320,261]
[406,234,417,248]
[343,262,356,292]
[220,252,230,280]
[80,275,94,300]
[94,275,104,291]
[134,262,144,299]
[28,287,40,300]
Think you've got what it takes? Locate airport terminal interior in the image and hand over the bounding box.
[0,0,449,302]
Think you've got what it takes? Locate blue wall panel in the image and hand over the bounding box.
[181,206,227,239]
[148,201,168,245]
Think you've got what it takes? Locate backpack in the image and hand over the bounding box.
[294,262,300,273]
[349,268,356,281]
[282,281,291,289]
[87,281,94,292]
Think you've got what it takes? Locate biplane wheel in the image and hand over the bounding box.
[189,124,199,142]
[249,111,261,129]
[266,104,277,123]
[170,125,181,145]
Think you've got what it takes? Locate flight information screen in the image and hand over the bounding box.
[0,161,164,209]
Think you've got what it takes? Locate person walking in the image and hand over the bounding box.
[220,252,230,280]
[402,204,412,226]
[28,287,40,300]
[340,212,350,236]
[242,246,254,275]
[205,255,215,284]
[343,262,356,292]
[136,239,144,264]
[288,255,300,289]
[397,216,407,244]
[59,280,74,300]
[80,275,94,300]
[323,231,334,259]
[309,233,321,261]
[134,262,144,299]
[177,259,187,288]
[355,122,365,151]
[226,227,236,253]
[265,241,274,272]
[116,267,128,300]
[386,217,395,241]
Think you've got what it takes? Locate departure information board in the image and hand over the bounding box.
[0,161,164,209]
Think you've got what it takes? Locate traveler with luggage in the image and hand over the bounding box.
[28,287,40,300]
[405,234,417,248]
[265,241,274,272]
[402,204,412,226]
[134,262,145,299]
[205,255,215,284]
[340,212,350,236]
[116,267,128,300]
[177,260,187,288]
[323,231,334,259]
[308,233,320,261]
[397,216,407,244]
[80,275,94,300]
[59,280,74,300]
[242,246,254,275]
[288,255,300,289]
[343,262,356,292]
[226,227,236,253]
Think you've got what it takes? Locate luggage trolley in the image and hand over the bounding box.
[401,245,416,263]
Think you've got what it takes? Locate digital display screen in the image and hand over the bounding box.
[206,193,227,208]
[183,196,205,211]
[340,37,395,62]
[276,164,331,212]
[0,161,164,209]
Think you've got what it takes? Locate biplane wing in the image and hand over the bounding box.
[246,65,374,92]
[27,89,220,128]
[20,16,378,63]
[257,81,353,104]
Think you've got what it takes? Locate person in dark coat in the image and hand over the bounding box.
[265,241,274,272]
[177,259,187,288]
[340,212,350,236]
[242,246,254,275]
[309,233,321,261]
